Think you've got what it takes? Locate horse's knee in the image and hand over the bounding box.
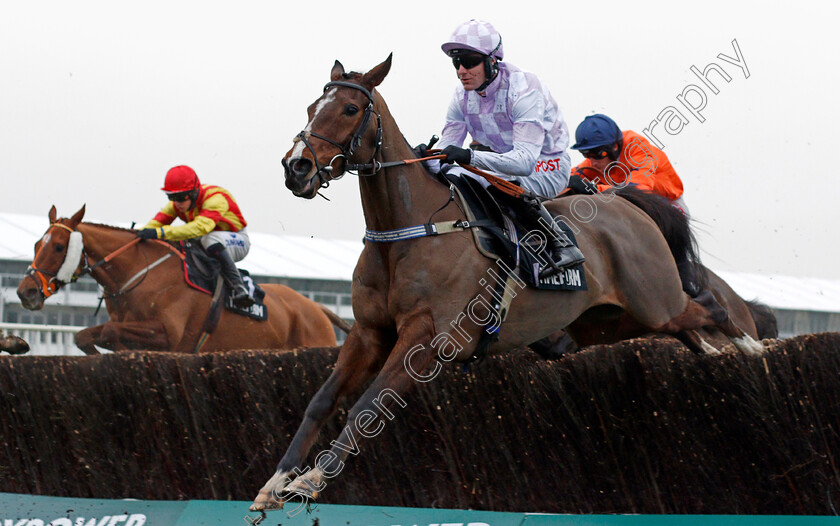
[305,393,336,421]
[695,290,728,324]
[74,326,101,347]
[74,326,104,354]
[305,385,340,421]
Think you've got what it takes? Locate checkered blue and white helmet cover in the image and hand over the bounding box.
[441,19,504,59]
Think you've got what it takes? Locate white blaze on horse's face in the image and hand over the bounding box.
[290,88,338,159]
[56,231,84,283]
[41,233,52,246]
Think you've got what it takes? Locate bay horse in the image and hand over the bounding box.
[530,265,777,359]
[17,206,347,354]
[251,55,763,510]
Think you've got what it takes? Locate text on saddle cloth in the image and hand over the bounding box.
[445,174,587,292]
[179,241,268,320]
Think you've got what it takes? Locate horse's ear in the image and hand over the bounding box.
[361,53,392,90]
[48,205,57,224]
[330,60,345,81]
[69,205,86,227]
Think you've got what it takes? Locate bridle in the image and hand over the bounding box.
[26,223,182,301]
[26,222,85,299]
[288,80,384,188]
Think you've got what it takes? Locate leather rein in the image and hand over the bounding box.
[289,80,384,189]
[27,223,183,301]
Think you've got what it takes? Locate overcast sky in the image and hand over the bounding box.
[1,1,838,279]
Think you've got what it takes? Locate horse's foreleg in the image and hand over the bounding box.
[278,313,436,504]
[659,293,764,356]
[251,326,392,512]
[675,329,721,355]
[74,320,169,353]
[715,316,765,355]
[74,325,104,355]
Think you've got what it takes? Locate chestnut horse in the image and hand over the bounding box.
[251,55,763,510]
[17,206,346,354]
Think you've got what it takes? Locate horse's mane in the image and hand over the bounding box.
[612,186,708,291]
[336,70,438,177]
[81,221,137,234]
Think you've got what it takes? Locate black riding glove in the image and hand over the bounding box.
[413,143,429,158]
[441,145,472,165]
[136,228,158,240]
[567,175,597,195]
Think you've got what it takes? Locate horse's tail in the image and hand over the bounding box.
[745,299,778,339]
[614,186,708,290]
[320,306,352,334]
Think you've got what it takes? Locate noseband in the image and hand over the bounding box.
[290,80,383,186]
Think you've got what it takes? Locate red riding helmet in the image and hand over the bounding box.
[161,165,200,193]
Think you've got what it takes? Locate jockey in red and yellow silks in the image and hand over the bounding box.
[144,184,247,240]
[137,165,254,308]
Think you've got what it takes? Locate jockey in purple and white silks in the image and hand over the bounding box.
[423,19,584,277]
[437,61,572,198]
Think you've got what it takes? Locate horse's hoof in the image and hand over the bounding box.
[282,468,323,500]
[699,338,721,355]
[733,335,765,356]
[1,336,29,355]
[250,471,291,511]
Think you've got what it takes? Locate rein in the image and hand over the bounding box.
[294,79,526,244]
[291,80,383,187]
[89,239,185,301]
[294,79,526,199]
[28,222,184,301]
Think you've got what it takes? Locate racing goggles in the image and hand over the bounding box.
[581,147,611,160]
[167,191,193,202]
[451,53,485,70]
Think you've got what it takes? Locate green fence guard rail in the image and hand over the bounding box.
[2,493,838,526]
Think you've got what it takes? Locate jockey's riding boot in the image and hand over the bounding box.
[517,191,586,278]
[676,260,703,298]
[207,243,255,309]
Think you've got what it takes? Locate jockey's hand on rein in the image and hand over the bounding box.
[413,143,429,158]
[441,145,472,165]
[568,175,597,195]
[136,228,158,241]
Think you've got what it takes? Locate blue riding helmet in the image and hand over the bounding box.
[570,114,622,150]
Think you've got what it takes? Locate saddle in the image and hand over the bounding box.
[179,241,267,321]
[441,172,587,292]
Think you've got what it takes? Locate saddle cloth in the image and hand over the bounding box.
[179,240,267,320]
[442,173,587,292]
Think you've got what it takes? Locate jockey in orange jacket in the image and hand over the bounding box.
[568,114,688,215]
[137,165,254,308]
[569,115,706,296]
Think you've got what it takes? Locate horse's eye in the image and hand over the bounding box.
[54,244,65,253]
[344,104,359,116]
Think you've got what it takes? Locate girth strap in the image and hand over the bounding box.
[364,219,496,243]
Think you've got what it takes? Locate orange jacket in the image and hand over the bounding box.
[572,130,684,200]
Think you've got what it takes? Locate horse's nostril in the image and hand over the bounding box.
[289,158,313,177]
